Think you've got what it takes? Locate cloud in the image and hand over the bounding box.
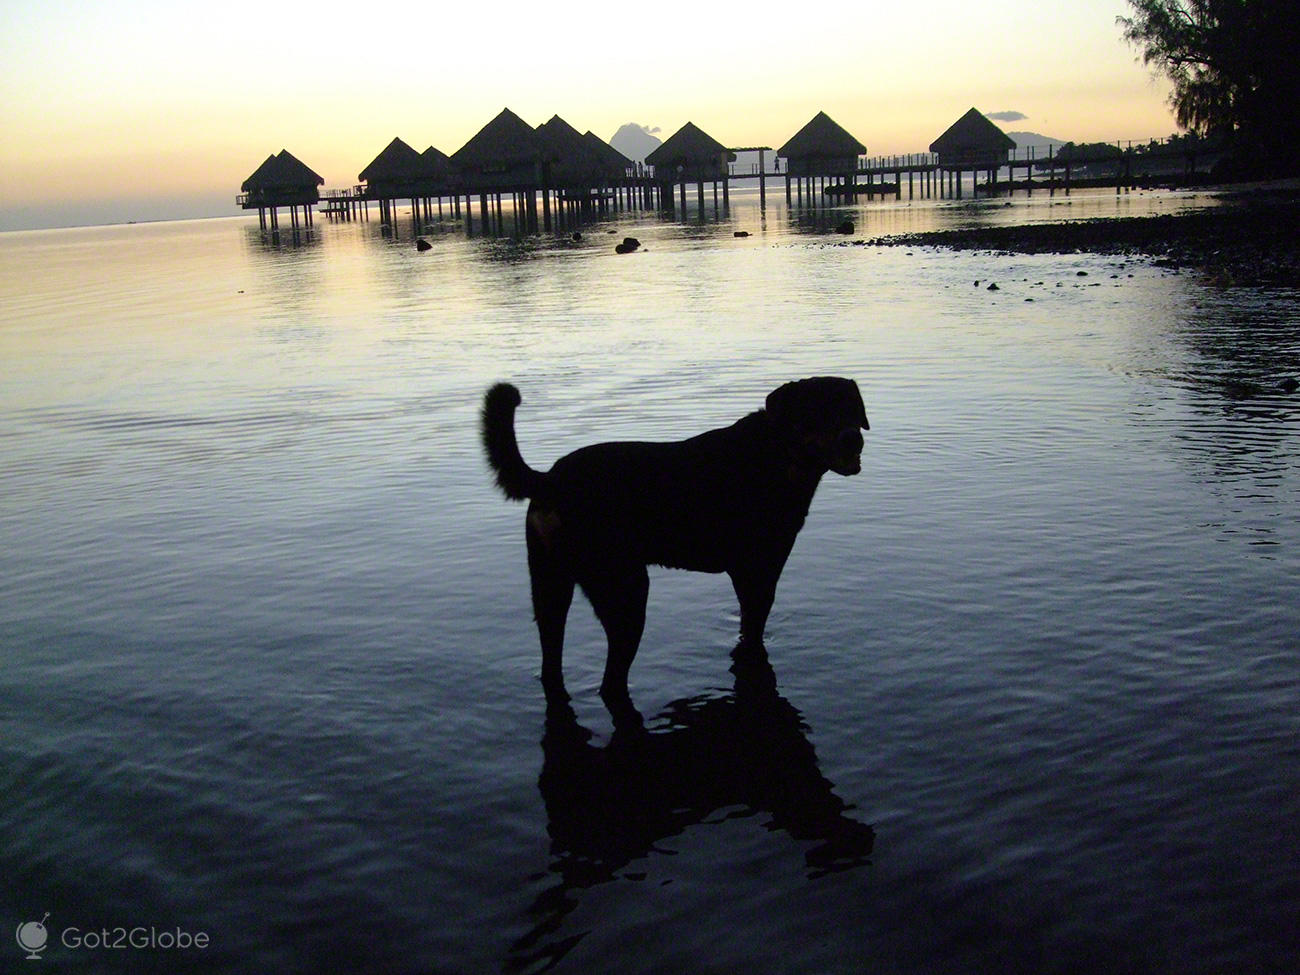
[987,110,1028,122]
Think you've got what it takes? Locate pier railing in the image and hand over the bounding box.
[723,140,1203,179]
[860,153,938,171]
[858,135,1214,173]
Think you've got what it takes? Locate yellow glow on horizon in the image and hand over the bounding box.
[1,0,1174,228]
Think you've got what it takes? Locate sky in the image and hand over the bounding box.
[0,0,1175,231]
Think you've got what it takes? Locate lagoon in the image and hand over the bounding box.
[2,190,1298,973]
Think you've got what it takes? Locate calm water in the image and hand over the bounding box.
[2,190,1298,974]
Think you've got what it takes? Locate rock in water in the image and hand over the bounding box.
[416,239,432,252]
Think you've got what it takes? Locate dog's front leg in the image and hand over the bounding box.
[730,566,780,649]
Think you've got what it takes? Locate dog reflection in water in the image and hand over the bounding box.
[506,650,876,973]
[481,377,869,720]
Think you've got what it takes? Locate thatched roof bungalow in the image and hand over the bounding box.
[645,122,734,181]
[242,154,278,191]
[419,145,457,198]
[929,108,1016,167]
[583,131,634,181]
[778,111,866,177]
[450,108,544,192]
[421,146,454,183]
[240,149,323,206]
[535,115,602,188]
[359,137,429,200]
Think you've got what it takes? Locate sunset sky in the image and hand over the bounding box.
[0,0,1174,231]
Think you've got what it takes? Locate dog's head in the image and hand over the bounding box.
[765,377,870,476]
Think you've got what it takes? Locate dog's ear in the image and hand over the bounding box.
[849,380,870,430]
[765,381,801,427]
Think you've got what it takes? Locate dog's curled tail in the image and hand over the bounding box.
[481,383,545,501]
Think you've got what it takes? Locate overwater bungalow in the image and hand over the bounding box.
[536,115,602,189]
[930,108,1016,196]
[536,115,636,220]
[451,108,545,194]
[583,131,647,210]
[778,110,867,204]
[421,146,454,187]
[355,136,460,226]
[359,137,425,198]
[583,131,634,182]
[778,111,866,177]
[645,122,732,182]
[645,122,734,209]
[450,108,549,230]
[238,149,324,233]
[358,137,430,223]
[416,146,458,221]
[930,107,1016,166]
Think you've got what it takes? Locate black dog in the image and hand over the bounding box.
[481,378,869,713]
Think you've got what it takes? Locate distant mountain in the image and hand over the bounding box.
[1005,131,1067,155]
[610,123,662,164]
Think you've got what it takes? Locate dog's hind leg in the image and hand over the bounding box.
[584,565,649,716]
[527,509,574,702]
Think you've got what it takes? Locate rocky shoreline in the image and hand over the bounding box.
[868,189,1300,288]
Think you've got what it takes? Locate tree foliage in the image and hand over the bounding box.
[1119,1,1300,171]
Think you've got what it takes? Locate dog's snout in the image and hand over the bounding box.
[838,428,864,453]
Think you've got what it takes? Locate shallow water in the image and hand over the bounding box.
[2,190,1298,973]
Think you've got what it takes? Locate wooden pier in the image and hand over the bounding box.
[240,110,1210,241]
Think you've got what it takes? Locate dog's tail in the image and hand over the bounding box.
[481,383,545,501]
